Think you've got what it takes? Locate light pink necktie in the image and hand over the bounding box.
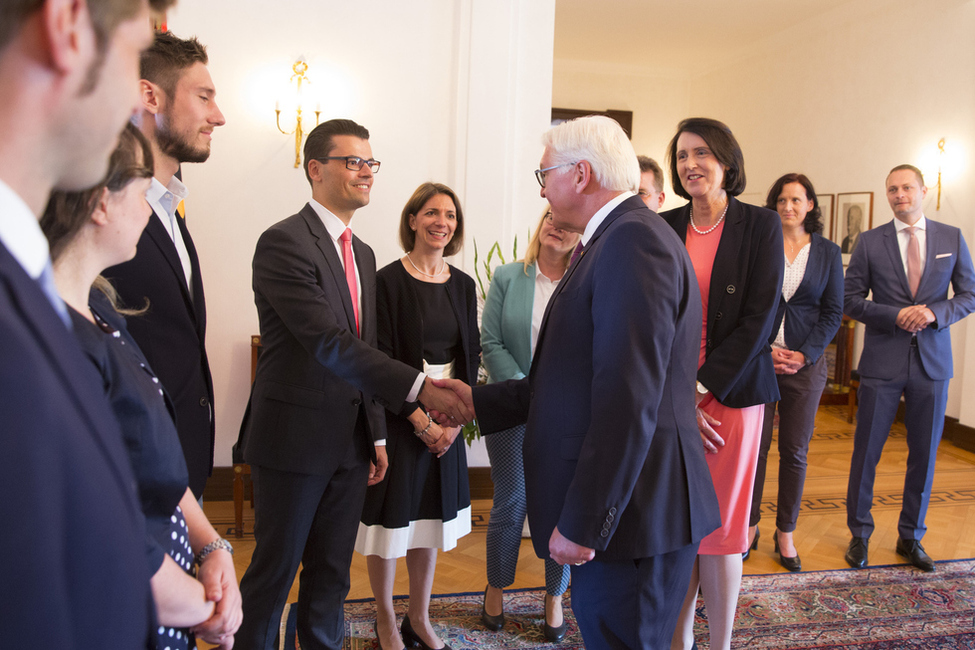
[339,228,360,336]
[906,226,921,297]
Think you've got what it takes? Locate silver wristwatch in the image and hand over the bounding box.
[195,537,234,566]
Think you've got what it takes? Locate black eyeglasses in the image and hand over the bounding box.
[534,162,576,188]
[317,156,381,173]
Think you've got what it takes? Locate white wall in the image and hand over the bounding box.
[165,0,556,467]
[554,0,975,424]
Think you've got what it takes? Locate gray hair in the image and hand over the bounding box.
[541,115,639,194]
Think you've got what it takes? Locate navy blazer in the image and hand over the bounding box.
[474,195,720,561]
[240,204,419,476]
[661,197,784,408]
[770,233,844,364]
[845,218,975,381]
[1,243,152,648]
[106,211,214,497]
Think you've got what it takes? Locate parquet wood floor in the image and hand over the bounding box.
[198,405,975,647]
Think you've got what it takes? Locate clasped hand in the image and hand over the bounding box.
[896,305,934,333]
[771,348,805,375]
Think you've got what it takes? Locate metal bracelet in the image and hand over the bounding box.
[195,537,233,566]
[414,413,434,438]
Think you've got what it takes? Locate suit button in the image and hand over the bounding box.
[715,311,723,320]
[607,514,614,523]
[351,398,362,406]
[609,507,617,515]
[600,530,609,538]
[199,397,208,407]
[726,285,736,294]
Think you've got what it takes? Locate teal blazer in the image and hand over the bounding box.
[481,261,536,382]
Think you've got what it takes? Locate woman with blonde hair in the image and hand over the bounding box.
[479,205,581,641]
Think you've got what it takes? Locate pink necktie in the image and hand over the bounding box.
[906,226,921,297]
[339,228,360,336]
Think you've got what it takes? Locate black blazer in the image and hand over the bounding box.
[770,233,844,364]
[106,211,214,497]
[661,197,784,408]
[475,196,720,561]
[1,243,152,648]
[240,204,419,476]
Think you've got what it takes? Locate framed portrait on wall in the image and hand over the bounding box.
[818,193,834,240]
[835,192,873,263]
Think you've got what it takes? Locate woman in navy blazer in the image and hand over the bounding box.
[662,118,784,650]
[479,206,580,641]
[748,174,843,572]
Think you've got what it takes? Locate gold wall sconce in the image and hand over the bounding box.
[935,138,945,210]
[275,60,320,168]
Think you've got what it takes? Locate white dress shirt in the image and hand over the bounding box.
[0,178,48,280]
[147,176,193,300]
[774,243,811,349]
[893,215,927,279]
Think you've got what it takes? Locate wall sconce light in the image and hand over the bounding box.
[275,60,320,168]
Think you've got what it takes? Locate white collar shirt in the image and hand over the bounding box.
[530,264,560,359]
[893,214,927,279]
[0,178,48,280]
[581,191,634,247]
[147,176,194,300]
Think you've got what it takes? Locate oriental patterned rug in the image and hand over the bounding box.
[283,559,975,649]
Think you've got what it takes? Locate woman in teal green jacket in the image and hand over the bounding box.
[479,206,580,641]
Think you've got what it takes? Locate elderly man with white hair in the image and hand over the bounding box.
[437,115,720,649]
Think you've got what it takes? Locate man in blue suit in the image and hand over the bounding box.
[439,116,720,649]
[0,0,172,646]
[844,164,975,572]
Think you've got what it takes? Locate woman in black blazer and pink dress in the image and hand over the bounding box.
[747,174,843,572]
[661,118,784,650]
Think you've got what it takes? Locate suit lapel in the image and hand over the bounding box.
[0,247,138,509]
[144,215,197,319]
[881,222,912,297]
[531,197,635,380]
[708,197,745,329]
[301,205,358,334]
[793,234,823,298]
[175,213,206,335]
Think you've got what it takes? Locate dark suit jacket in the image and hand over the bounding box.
[845,219,975,380]
[240,203,419,477]
[771,232,844,364]
[475,195,720,561]
[0,243,152,648]
[661,197,784,408]
[105,210,214,497]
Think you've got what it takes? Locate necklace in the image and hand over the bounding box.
[406,253,446,278]
[689,203,728,235]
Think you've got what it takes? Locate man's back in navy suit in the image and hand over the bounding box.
[844,165,975,571]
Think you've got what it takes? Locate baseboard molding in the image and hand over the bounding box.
[944,417,975,453]
[202,465,497,502]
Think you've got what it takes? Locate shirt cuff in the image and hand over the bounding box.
[374,440,386,446]
[406,372,426,403]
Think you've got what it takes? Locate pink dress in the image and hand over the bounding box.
[686,222,765,555]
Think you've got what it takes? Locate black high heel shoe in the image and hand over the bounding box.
[401,615,451,650]
[480,585,504,631]
[743,527,759,561]
[774,529,802,572]
[542,593,568,642]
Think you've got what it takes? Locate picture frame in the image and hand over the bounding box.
[551,108,634,140]
[818,193,834,241]
[835,192,873,263]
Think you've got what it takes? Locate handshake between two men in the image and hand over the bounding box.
[412,378,476,456]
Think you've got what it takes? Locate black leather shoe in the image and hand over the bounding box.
[401,616,450,650]
[773,529,802,572]
[542,594,567,642]
[480,585,504,631]
[743,527,760,561]
[896,538,935,572]
[845,537,869,569]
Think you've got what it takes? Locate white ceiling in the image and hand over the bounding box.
[554,0,856,76]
